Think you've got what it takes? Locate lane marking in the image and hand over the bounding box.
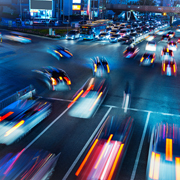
[38,96,72,102]
[37,98,180,117]
[62,107,112,180]
[23,106,70,151]
[130,112,151,180]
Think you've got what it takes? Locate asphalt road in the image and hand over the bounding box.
[0,27,180,180]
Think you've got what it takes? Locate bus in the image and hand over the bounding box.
[92,19,113,26]
[80,23,106,40]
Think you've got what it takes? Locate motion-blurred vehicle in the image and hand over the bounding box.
[162,59,177,76]
[32,66,71,91]
[47,45,73,60]
[110,28,120,35]
[119,28,131,37]
[98,32,110,40]
[75,115,134,180]
[167,31,175,38]
[24,19,30,25]
[146,35,155,41]
[146,123,180,180]
[0,149,59,180]
[109,34,121,43]
[68,77,109,118]
[4,34,31,43]
[92,56,110,77]
[145,41,156,51]
[140,53,155,66]
[120,35,134,44]
[0,98,51,145]
[161,47,173,60]
[123,46,139,58]
[167,41,178,51]
[161,34,171,42]
[157,29,165,35]
[66,30,80,40]
[16,18,21,25]
[106,26,112,33]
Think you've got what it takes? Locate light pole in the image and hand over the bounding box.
[20,0,22,20]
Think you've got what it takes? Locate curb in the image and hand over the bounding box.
[0,28,66,41]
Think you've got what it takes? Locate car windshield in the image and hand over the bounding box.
[68,31,76,35]
[148,42,156,45]
[143,54,153,58]
[111,30,117,32]
[127,47,135,52]
[120,30,126,33]
[100,33,108,35]
[163,35,168,37]
[111,34,119,37]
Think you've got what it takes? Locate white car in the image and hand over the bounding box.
[167,41,178,51]
[145,41,156,51]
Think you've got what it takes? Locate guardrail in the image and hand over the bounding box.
[0,85,36,111]
[131,24,170,46]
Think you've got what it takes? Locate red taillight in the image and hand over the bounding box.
[64,77,71,85]
[51,77,57,85]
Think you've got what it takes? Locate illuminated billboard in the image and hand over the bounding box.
[30,0,52,10]
[73,0,81,3]
[72,5,81,10]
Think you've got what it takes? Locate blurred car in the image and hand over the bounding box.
[16,18,21,25]
[109,34,121,43]
[140,53,155,66]
[0,149,59,180]
[32,66,71,91]
[145,41,156,51]
[98,32,110,41]
[75,115,134,180]
[146,35,155,41]
[162,59,177,76]
[120,35,134,44]
[176,26,180,32]
[161,47,173,60]
[4,34,31,43]
[24,19,30,25]
[0,98,51,145]
[123,46,139,58]
[161,34,171,42]
[106,27,112,33]
[167,41,178,51]
[68,77,109,118]
[131,29,137,34]
[167,31,175,38]
[66,30,80,40]
[157,29,165,35]
[47,45,73,60]
[92,56,110,77]
[146,123,180,180]
[110,29,120,35]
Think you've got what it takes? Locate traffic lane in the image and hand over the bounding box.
[0,99,70,156]
[134,113,180,180]
[21,106,111,180]
[63,108,148,180]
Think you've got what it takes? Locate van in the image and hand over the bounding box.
[119,28,131,37]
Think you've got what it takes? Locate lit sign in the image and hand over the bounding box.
[73,0,81,3]
[72,5,81,10]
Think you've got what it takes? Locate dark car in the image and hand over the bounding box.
[140,53,156,66]
[167,31,175,38]
[123,46,139,58]
[161,47,173,60]
[162,59,177,76]
[68,77,109,118]
[161,34,171,42]
[0,149,59,179]
[120,35,134,44]
[32,66,71,91]
[47,45,73,60]
[92,56,110,77]
[76,115,134,180]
